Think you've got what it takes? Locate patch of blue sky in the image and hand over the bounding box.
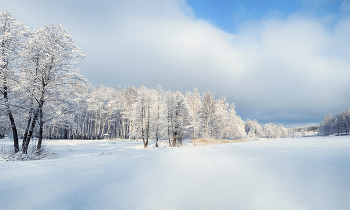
[187,0,345,33]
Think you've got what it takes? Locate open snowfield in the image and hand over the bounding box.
[1,136,349,210]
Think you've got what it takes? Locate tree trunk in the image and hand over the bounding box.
[172,132,176,147]
[2,83,19,153]
[37,107,43,153]
[22,109,39,154]
[155,123,159,147]
[8,108,19,153]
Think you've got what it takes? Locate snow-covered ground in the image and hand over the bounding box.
[0,136,349,210]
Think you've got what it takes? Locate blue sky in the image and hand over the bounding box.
[188,1,346,31]
[1,0,350,127]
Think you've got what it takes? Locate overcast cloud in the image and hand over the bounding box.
[1,0,349,127]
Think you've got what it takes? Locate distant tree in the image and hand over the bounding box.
[131,86,157,148]
[227,104,246,140]
[153,85,165,147]
[245,119,263,138]
[170,91,191,146]
[340,108,350,134]
[119,86,137,139]
[200,91,216,138]
[318,113,333,136]
[185,88,201,140]
[214,97,230,140]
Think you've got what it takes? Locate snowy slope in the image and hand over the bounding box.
[0,136,349,210]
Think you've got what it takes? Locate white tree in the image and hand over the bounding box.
[263,123,275,139]
[279,125,288,138]
[164,90,175,146]
[245,119,263,138]
[318,113,333,136]
[185,88,201,140]
[119,86,137,139]
[214,97,230,140]
[228,103,246,140]
[200,91,216,138]
[21,24,85,153]
[169,91,191,146]
[131,86,154,148]
[153,85,165,147]
[0,11,28,152]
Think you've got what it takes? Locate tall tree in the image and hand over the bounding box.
[169,91,190,147]
[185,88,201,140]
[21,24,85,153]
[228,104,246,140]
[214,97,230,140]
[131,86,153,148]
[153,85,165,147]
[200,91,216,138]
[0,11,28,152]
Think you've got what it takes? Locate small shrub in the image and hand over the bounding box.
[0,140,57,161]
[190,138,246,146]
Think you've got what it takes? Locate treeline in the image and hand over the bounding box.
[1,11,293,153]
[42,86,295,146]
[318,108,350,136]
[1,83,294,148]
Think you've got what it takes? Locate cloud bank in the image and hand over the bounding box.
[2,0,350,127]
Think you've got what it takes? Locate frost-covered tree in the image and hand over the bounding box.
[262,123,288,139]
[131,86,155,148]
[185,88,201,140]
[21,24,85,153]
[119,86,137,139]
[168,91,191,146]
[214,97,230,140]
[153,85,165,147]
[318,113,333,136]
[164,90,175,146]
[200,91,216,138]
[245,119,263,138]
[318,109,350,136]
[263,123,275,139]
[279,125,288,138]
[227,103,246,140]
[0,11,28,152]
[339,108,350,134]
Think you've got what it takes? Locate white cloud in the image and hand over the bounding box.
[1,0,349,126]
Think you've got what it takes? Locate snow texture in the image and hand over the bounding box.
[0,136,349,210]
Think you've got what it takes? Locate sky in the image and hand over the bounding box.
[1,0,349,127]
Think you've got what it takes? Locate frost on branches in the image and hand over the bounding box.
[0,11,86,154]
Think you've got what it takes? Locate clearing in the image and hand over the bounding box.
[0,136,349,210]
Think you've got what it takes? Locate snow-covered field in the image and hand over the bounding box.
[1,136,349,210]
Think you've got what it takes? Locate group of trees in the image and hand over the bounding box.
[25,85,292,147]
[47,86,250,147]
[0,11,86,153]
[1,11,294,153]
[318,108,350,136]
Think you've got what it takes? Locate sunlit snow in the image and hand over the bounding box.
[1,136,349,210]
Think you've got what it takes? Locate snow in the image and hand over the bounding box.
[1,136,349,210]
